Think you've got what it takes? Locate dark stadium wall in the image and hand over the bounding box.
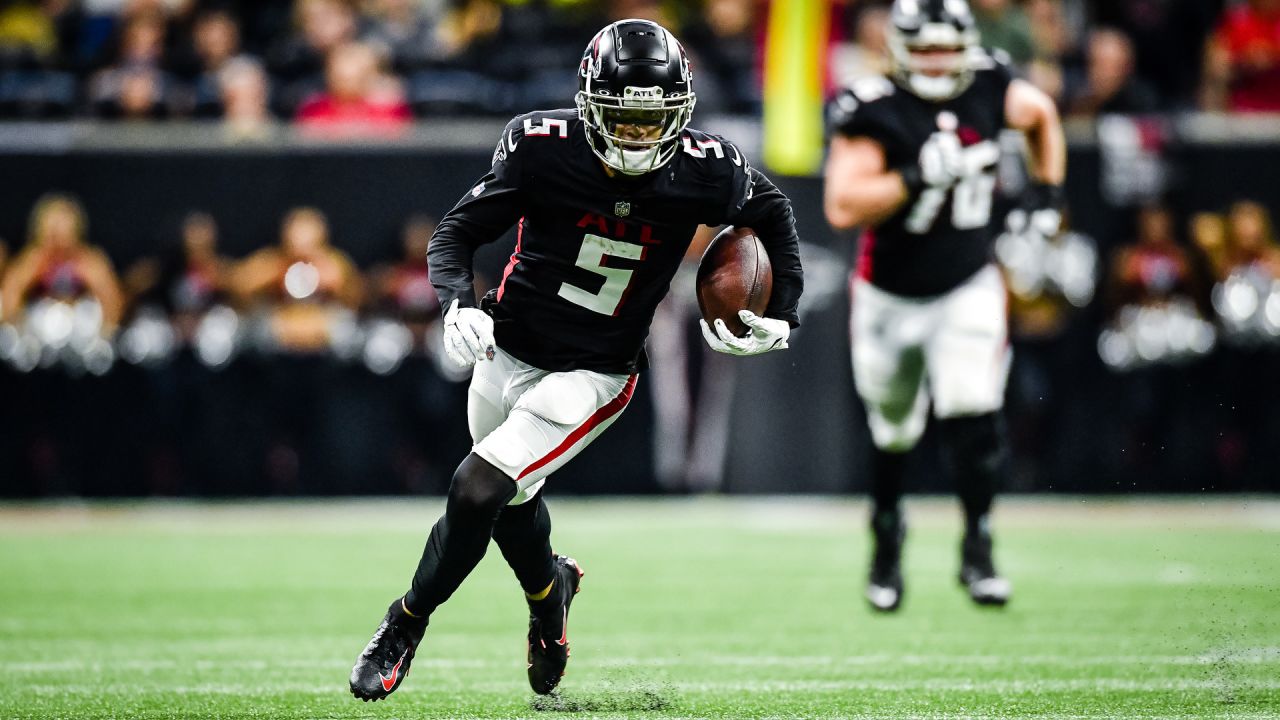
[1,142,1278,496]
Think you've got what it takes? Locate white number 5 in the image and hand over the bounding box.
[558,233,644,315]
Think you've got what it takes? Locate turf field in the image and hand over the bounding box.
[0,497,1277,719]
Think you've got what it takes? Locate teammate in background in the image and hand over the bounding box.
[350,18,802,701]
[824,0,1066,611]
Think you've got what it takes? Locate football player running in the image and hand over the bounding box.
[824,0,1065,612]
[349,19,803,700]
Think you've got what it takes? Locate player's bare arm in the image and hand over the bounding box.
[823,135,909,230]
[1005,77,1067,238]
[1004,78,1066,186]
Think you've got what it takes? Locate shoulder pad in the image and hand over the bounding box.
[970,47,1013,74]
[679,129,747,168]
[828,76,896,137]
[849,75,896,104]
[492,110,577,166]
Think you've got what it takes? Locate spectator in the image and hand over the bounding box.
[295,40,409,137]
[373,213,439,333]
[433,0,502,59]
[89,13,173,117]
[1191,211,1232,282]
[230,206,364,493]
[0,0,60,66]
[192,9,241,71]
[218,56,274,140]
[830,4,890,90]
[180,9,244,115]
[973,0,1036,67]
[143,211,231,342]
[0,193,123,332]
[231,206,362,352]
[1066,28,1159,117]
[1109,204,1199,311]
[1226,200,1280,278]
[1203,0,1280,112]
[268,0,358,81]
[362,0,446,71]
[1092,0,1221,110]
[1023,0,1071,102]
[677,0,761,114]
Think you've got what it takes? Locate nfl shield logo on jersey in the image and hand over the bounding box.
[614,201,631,217]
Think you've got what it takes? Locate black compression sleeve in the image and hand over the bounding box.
[428,179,523,312]
[729,170,804,327]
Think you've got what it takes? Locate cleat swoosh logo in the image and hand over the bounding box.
[379,655,405,692]
[555,607,568,646]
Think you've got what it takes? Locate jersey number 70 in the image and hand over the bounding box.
[905,140,1001,234]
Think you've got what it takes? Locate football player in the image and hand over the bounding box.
[824,0,1066,611]
[349,19,803,700]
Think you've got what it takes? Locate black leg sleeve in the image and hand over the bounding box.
[403,453,517,618]
[492,492,556,596]
[939,413,1009,534]
[868,446,908,521]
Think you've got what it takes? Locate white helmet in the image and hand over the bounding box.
[886,0,980,102]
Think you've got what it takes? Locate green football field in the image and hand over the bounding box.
[1,497,1277,719]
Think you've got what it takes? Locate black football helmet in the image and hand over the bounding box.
[576,19,696,175]
[887,0,980,101]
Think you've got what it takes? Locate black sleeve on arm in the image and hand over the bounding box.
[727,166,804,328]
[428,122,526,313]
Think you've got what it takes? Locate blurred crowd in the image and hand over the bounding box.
[0,0,764,134]
[832,0,1280,116]
[0,192,485,494]
[2,0,1280,132]
[994,193,1280,491]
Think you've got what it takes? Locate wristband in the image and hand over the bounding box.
[895,164,925,195]
[1027,181,1065,210]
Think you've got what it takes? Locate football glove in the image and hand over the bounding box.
[442,298,495,368]
[700,310,790,356]
[1011,181,1065,241]
[917,130,965,188]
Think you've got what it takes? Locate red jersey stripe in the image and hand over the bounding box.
[516,373,638,481]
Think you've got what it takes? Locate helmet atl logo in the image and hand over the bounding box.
[624,86,664,105]
[614,201,631,217]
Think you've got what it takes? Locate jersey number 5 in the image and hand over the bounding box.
[558,233,645,316]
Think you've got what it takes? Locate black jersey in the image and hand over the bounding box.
[428,109,803,374]
[829,51,1014,297]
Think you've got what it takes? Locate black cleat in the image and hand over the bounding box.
[349,597,427,701]
[526,555,583,695]
[959,522,1011,606]
[866,509,905,612]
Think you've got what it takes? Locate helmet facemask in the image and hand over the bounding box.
[887,21,978,101]
[576,84,695,175]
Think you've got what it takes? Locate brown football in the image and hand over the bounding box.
[696,226,773,338]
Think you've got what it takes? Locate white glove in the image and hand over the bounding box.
[918,130,965,188]
[1005,207,1063,243]
[700,310,790,356]
[442,298,495,368]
